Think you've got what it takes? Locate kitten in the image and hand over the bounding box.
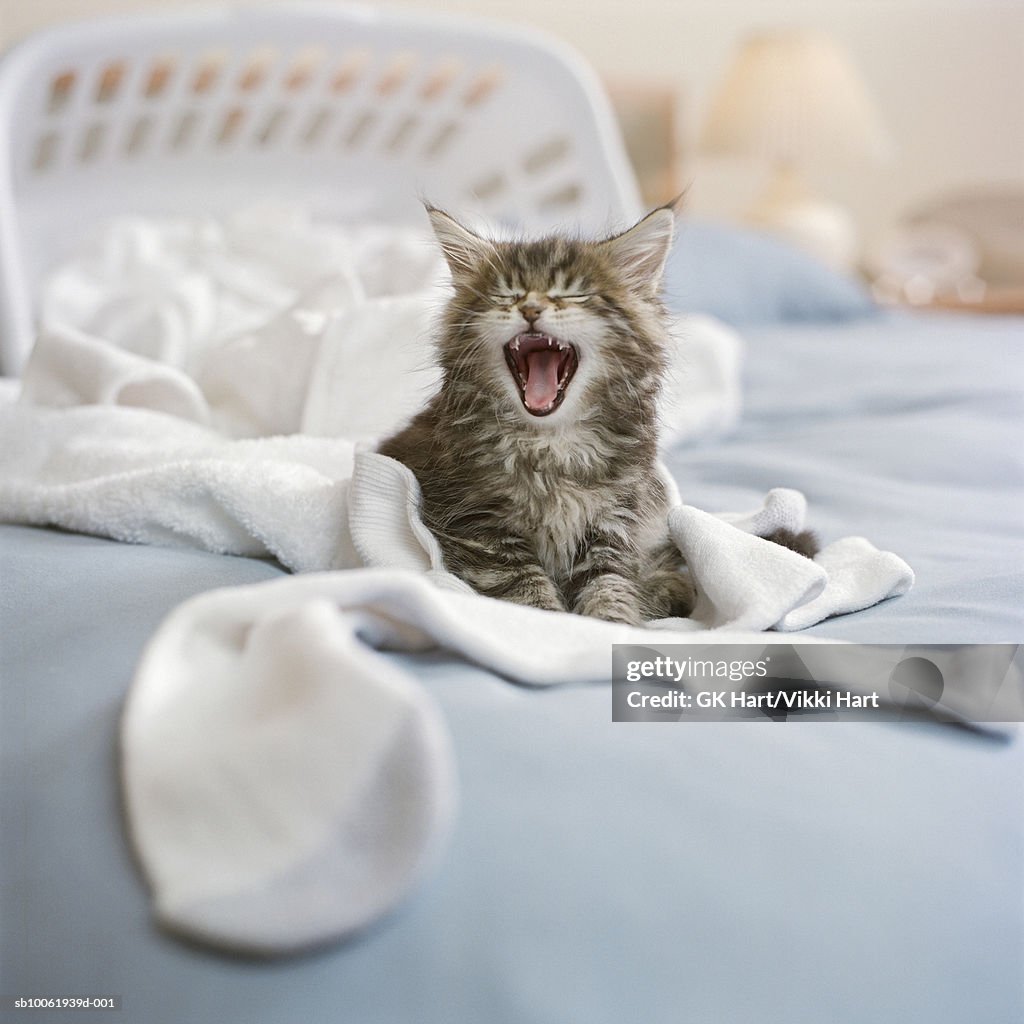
[379,204,695,625]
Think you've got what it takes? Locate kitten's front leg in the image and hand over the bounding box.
[475,564,567,613]
[638,538,696,620]
[574,574,644,625]
[565,530,645,625]
[438,534,567,613]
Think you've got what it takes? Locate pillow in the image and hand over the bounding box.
[663,218,880,325]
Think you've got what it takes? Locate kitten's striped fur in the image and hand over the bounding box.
[380,205,695,625]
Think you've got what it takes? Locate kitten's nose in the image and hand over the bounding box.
[518,295,547,326]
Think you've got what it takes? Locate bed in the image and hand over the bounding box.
[1,8,1022,1024]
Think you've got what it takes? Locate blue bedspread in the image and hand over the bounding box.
[665,310,1024,642]
[2,309,1022,1023]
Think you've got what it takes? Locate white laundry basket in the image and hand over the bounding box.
[0,4,641,374]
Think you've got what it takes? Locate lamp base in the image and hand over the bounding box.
[746,166,858,272]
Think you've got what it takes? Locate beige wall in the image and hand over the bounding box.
[2,0,1021,247]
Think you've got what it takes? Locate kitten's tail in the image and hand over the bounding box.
[764,527,820,560]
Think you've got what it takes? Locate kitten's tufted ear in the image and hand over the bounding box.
[599,205,676,298]
[425,206,494,286]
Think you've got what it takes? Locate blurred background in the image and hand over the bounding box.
[1,0,1022,296]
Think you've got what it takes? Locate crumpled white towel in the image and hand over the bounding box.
[32,206,450,440]
[1,206,915,957]
[0,400,359,572]
[349,448,913,633]
[122,565,852,956]
[123,573,460,956]
[1,397,914,957]
[26,206,742,446]
[0,391,913,631]
[0,200,747,578]
[119,509,924,957]
[118,469,915,956]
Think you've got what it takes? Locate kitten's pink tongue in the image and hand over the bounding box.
[523,350,562,412]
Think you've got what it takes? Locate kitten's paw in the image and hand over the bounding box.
[640,569,696,620]
[473,565,569,610]
[521,586,568,614]
[573,575,644,625]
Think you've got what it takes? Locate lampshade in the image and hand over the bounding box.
[701,30,890,168]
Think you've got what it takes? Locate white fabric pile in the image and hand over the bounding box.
[0,206,913,956]
[23,203,741,444]
[2,205,744,570]
[29,205,447,440]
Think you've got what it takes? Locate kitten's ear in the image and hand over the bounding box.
[425,206,494,285]
[600,206,676,298]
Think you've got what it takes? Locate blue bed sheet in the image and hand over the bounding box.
[664,310,1024,642]
[2,309,1022,1023]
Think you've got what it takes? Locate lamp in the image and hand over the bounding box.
[701,30,890,271]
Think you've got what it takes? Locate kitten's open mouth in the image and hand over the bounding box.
[503,333,579,417]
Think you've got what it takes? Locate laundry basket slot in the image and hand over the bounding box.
[24,44,521,177]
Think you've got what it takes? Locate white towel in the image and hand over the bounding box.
[0,393,913,630]
[119,518,921,956]
[1,397,914,958]
[122,574,460,956]
[120,566,848,956]
[349,449,914,632]
[0,206,914,956]
[29,206,742,446]
[0,399,360,573]
[1,204,749,579]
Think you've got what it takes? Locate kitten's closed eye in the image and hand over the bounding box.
[489,291,593,304]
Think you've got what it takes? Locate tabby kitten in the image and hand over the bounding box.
[379,203,694,625]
